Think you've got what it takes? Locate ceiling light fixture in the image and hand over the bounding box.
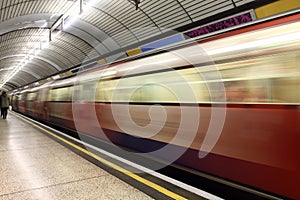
[0,0,99,90]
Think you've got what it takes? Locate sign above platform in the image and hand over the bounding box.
[184,10,256,39]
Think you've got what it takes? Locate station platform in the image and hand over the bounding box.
[0,112,154,200]
[0,112,217,200]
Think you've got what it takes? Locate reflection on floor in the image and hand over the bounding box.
[0,113,153,200]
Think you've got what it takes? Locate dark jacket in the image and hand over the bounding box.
[0,93,10,108]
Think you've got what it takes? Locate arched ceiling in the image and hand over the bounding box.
[0,0,276,91]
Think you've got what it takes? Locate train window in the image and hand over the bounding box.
[76,81,97,102]
[72,85,81,101]
[271,77,300,104]
[38,88,49,101]
[94,68,213,103]
[19,93,26,100]
[26,92,37,101]
[215,49,300,104]
[49,87,73,101]
[225,80,269,103]
[95,79,117,102]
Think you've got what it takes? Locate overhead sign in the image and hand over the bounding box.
[184,10,256,39]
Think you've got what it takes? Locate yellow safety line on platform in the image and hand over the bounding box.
[15,113,188,200]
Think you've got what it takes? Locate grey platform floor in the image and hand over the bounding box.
[0,113,154,200]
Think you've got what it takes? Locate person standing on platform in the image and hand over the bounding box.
[0,91,10,119]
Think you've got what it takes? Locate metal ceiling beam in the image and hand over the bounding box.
[0,13,60,36]
[50,0,82,33]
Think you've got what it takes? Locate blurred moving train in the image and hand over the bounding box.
[11,12,300,199]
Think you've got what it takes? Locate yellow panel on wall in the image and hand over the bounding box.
[255,0,300,19]
[126,48,142,56]
[98,59,106,65]
[65,71,73,76]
